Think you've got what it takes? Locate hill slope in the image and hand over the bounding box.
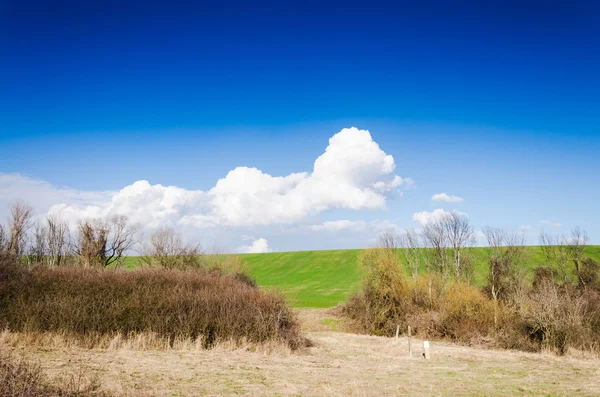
[241,246,600,307]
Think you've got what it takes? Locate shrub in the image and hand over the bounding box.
[0,256,305,349]
[343,248,410,336]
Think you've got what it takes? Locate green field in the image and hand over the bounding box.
[126,246,600,308]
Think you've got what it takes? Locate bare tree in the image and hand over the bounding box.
[567,226,589,287]
[104,215,139,267]
[0,224,8,254]
[75,215,139,268]
[539,232,570,283]
[399,229,423,283]
[378,229,401,250]
[7,201,33,256]
[141,227,203,269]
[444,212,475,280]
[27,221,47,266]
[46,214,70,267]
[423,218,451,279]
[484,227,527,328]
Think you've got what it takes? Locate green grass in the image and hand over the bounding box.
[124,246,600,308]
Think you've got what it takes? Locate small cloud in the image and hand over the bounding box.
[412,208,468,227]
[311,220,367,232]
[238,238,272,253]
[540,220,562,227]
[519,225,532,231]
[431,193,464,203]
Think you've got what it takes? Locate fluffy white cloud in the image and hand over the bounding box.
[1,127,412,242]
[239,238,271,253]
[431,193,464,203]
[311,220,368,232]
[540,220,562,227]
[412,208,468,227]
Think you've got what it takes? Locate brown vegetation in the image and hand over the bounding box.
[343,227,600,356]
[0,255,305,350]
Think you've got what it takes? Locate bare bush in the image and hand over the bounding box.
[141,227,203,269]
[444,213,475,281]
[399,229,423,283]
[0,254,305,349]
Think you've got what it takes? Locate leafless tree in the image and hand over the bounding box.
[378,229,401,250]
[7,201,33,256]
[141,227,203,269]
[27,221,47,266]
[46,214,70,267]
[75,215,139,268]
[423,218,451,279]
[567,226,589,287]
[539,232,570,283]
[483,227,528,328]
[0,224,8,254]
[399,229,423,283]
[444,212,475,280]
[104,215,140,267]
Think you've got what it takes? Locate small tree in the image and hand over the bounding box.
[7,201,33,256]
[483,227,527,328]
[399,229,423,283]
[141,227,203,269]
[76,215,139,268]
[567,227,589,287]
[46,214,70,267]
[444,212,475,281]
[539,232,570,283]
[423,217,451,279]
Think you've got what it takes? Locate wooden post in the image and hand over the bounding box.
[423,340,430,360]
[395,325,400,339]
[408,326,412,358]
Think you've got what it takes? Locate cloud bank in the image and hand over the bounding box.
[0,127,412,251]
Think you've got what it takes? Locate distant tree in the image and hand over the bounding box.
[399,229,423,283]
[141,227,203,269]
[423,217,451,279]
[76,215,139,267]
[46,214,70,267]
[567,227,589,287]
[444,212,475,281]
[539,232,570,283]
[483,227,528,328]
[7,201,33,256]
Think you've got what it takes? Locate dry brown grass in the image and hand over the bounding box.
[5,324,598,396]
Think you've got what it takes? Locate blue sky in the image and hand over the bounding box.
[1,1,599,250]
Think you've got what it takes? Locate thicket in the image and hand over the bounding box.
[0,254,305,350]
[344,222,600,355]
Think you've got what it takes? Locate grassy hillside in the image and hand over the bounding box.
[240,246,600,307]
[126,246,600,308]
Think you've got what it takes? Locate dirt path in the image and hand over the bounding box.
[8,309,600,396]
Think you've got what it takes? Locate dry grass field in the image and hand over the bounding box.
[3,309,599,397]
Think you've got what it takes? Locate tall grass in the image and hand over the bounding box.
[0,255,305,349]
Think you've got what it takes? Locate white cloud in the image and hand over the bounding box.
[540,220,562,227]
[239,238,272,253]
[412,208,468,227]
[311,220,368,232]
[1,127,412,238]
[431,193,464,203]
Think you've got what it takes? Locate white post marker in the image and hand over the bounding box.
[408,326,412,358]
[423,340,430,360]
[395,324,400,339]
